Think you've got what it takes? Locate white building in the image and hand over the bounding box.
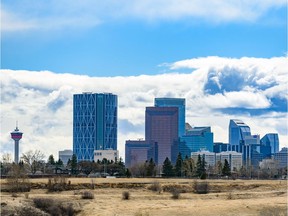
[94,149,119,162]
[58,149,73,165]
[191,151,216,167]
[216,151,242,171]
[191,150,242,171]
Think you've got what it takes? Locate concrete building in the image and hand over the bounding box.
[73,92,117,161]
[216,151,242,171]
[58,150,73,165]
[145,107,178,164]
[191,150,242,171]
[94,149,119,162]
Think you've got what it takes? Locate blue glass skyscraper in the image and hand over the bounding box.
[179,127,213,158]
[73,93,117,161]
[229,119,251,152]
[260,133,279,157]
[154,98,185,137]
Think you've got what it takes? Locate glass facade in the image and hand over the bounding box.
[260,133,279,156]
[154,98,185,137]
[213,142,229,153]
[145,107,178,164]
[73,93,117,161]
[229,119,251,152]
[179,127,213,158]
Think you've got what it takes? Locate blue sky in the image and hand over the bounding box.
[1,1,287,76]
[1,1,287,160]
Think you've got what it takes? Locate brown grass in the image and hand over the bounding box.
[1,178,287,216]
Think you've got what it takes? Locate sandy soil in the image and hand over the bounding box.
[1,178,287,216]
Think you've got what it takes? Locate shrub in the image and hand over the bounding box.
[122,191,130,200]
[47,176,68,192]
[148,181,162,193]
[227,192,233,200]
[193,181,209,194]
[81,191,94,199]
[33,197,77,216]
[24,193,29,199]
[17,206,49,216]
[5,164,31,193]
[33,198,55,212]
[171,189,180,199]
[11,193,18,197]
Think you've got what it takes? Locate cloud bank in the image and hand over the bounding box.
[1,0,286,32]
[1,56,287,160]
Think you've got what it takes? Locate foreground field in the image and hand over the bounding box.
[1,178,287,216]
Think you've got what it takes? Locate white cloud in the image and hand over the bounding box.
[0,56,287,161]
[1,0,286,32]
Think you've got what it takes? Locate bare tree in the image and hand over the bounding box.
[1,153,13,175]
[1,153,12,164]
[21,150,45,174]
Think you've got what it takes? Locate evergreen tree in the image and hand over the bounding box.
[125,168,132,178]
[56,158,63,167]
[71,154,78,175]
[146,158,156,177]
[196,155,207,179]
[222,159,231,176]
[175,153,183,177]
[47,154,55,165]
[162,157,174,177]
[196,155,202,177]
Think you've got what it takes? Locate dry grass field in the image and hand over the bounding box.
[1,178,287,216]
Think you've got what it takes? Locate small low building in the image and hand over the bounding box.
[94,149,119,162]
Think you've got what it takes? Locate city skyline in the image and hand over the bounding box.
[1,1,287,160]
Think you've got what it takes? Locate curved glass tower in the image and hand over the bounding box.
[229,119,251,152]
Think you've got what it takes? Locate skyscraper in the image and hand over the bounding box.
[145,107,178,164]
[229,119,251,152]
[179,127,213,158]
[154,98,185,137]
[260,133,279,156]
[73,92,117,161]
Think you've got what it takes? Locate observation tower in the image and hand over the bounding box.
[10,124,23,164]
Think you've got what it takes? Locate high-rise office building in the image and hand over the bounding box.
[154,98,185,137]
[274,147,288,168]
[145,107,178,164]
[260,133,279,157]
[73,92,117,161]
[228,119,264,167]
[229,119,251,152]
[213,142,229,153]
[180,127,213,158]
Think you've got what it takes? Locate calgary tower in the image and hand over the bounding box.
[10,124,23,164]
